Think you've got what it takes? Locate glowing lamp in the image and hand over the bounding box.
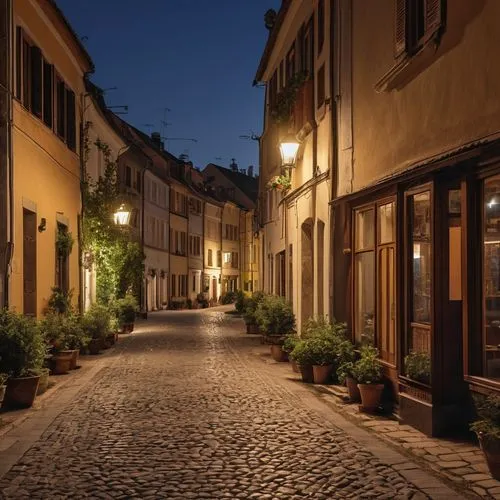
[279,134,300,168]
[113,204,131,227]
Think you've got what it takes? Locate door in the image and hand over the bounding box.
[212,277,217,301]
[23,209,37,316]
[378,246,396,365]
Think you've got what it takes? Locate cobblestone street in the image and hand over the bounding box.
[0,308,466,499]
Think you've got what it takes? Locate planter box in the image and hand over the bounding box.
[2,375,40,409]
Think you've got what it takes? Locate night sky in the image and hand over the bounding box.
[56,0,281,172]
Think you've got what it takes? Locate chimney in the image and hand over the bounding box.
[248,165,254,177]
[230,158,238,172]
[151,132,164,151]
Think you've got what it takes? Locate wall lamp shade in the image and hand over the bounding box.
[113,204,131,226]
[279,135,300,167]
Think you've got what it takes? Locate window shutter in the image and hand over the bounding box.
[394,0,406,57]
[43,62,53,127]
[30,45,42,116]
[66,89,76,150]
[425,0,443,36]
[15,27,22,100]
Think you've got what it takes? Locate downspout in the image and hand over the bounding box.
[140,162,147,317]
[329,0,340,320]
[4,0,13,309]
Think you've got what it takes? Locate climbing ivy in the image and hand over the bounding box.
[82,125,144,305]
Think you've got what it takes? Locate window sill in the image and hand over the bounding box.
[374,40,440,93]
[465,375,500,394]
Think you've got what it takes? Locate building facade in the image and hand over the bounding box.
[255,0,332,329]
[11,0,93,315]
[221,201,241,294]
[240,209,260,293]
[203,199,222,303]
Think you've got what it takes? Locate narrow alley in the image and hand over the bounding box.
[0,309,463,499]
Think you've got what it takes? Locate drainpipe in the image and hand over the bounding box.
[329,0,340,321]
[140,162,147,317]
[2,0,13,309]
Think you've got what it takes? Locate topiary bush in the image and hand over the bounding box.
[113,294,138,327]
[235,290,247,314]
[243,291,266,325]
[82,304,113,341]
[221,291,237,305]
[0,310,46,377]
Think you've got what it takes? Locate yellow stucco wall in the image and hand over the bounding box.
[11,0,89,315]
[351,0,500,190]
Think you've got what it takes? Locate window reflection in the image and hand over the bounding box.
[484,176,500,379]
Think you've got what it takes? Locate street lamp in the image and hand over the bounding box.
[113,204,131,227]
[279,134,300,168]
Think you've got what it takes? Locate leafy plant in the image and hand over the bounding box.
[352,345,383,384]
[267,174,291,192]
[113,295,137,326]
[404,351,431,384]
[290,339,316,366]
[243,291,266,325]
[0,310,46,377]
[56,228,74,258]
[221,291,237,305]
[282,334,300,354]
[40,312,89,352]
[82,131,144,305]
[0,372,8,386]
[337,361,355,384]
[235,290,247,314]
[255,295,295,336]
[471,393,500,441]
[47,287,74,315]
[270,71,308,124]
[82,304,113,340]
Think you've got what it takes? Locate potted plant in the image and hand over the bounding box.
[352,345,384,412]
[243,291,266,334]
[56,229,74,258]
[35,367,50,396]
[234,290,247,315]
[0,310,46,409]
[404,351,431,385]
[39,312,73,375]
[283,335,300,372]
[47,287,73,315]
[82,304,113,354]
[255,295,296,362]
[267,174,292,193]
[64,314,89,368]
[337,361,360,402]
[290,339,315,383]
[471,393,500,480]
[114,295,137,333]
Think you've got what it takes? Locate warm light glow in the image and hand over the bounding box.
[413,243,421,259]
[114,204,131,226]
[488,197,498,208]
[279,135,300,167]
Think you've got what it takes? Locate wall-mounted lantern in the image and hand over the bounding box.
[113,204,131,227]
[279,134,300,168]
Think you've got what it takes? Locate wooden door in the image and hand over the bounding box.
[23,209,37,316]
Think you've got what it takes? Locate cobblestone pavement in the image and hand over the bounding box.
[0,308,466,499]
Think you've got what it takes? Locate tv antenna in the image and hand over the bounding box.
[239,132,260,141]
[108,105,128,115]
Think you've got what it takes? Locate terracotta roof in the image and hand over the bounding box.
[254,0,292,84]
[46,0,94,72]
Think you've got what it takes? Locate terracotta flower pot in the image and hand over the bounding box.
[312,364,333,384]
[36,368,50,395]
[121,323,134,334]
[2,375,40,409]
[52,352,73,375]
[478,433,500,480]
[357,383,384,412]
[346,376,361,402]
[270,344,288,362]
[290,359,300,373]
[69,350,79,370]
[299,364,314,383]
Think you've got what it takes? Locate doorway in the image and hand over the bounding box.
[23,209,37,316]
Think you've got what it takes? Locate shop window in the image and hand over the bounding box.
[406,190,432,380]
[483,176,500,379]
[354,208,375,345]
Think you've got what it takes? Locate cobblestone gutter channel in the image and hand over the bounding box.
[0,308,472,499]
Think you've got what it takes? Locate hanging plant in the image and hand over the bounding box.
[56,229,74,258]
[270,71,308,124]
[267,174,292,192]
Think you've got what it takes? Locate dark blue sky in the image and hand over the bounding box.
[57,0,280,172]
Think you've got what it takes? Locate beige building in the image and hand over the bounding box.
[10,0,93,315]
[203,199,222,303]
[240,209,259,293]
[255,0,332,329]
[326,0,500,436]
[221,201,241,294]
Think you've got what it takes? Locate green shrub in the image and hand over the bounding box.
[255,295,295,336]
[282,334,300,354]
[40,312,90,352]
[235,290,247,314]
[243,291,266,325]
[113,295,137,326]
[221,291,237,305]
[0,310,46,377]
[471,393,500,441]
[82,304,113,340]
[352,345,383,384]
[404,351,431,384]
[47,287,73,315]
[290,339,316,365]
